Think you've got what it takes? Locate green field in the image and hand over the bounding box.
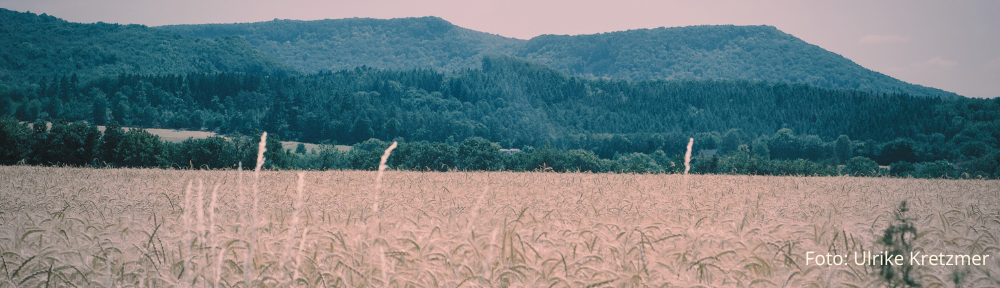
[94,125,351,153]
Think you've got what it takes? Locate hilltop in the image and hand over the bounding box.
[159,17,958,97]
[158,16,521,73]
[0,8,296,89]
[517,25,958,98]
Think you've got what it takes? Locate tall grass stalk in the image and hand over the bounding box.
[284,172,306,266]
[684,138,693,175]
[196,179,205,239]
[237,161,252,286]
[214,245,226,287]
[106,245,113,288]
[247,132,267,286]
[208,183,220,246]
[293,227,309,285]
[253,132,267,223]
[373,141,398,213]
[237,161,243,227]
[182,179,193,241]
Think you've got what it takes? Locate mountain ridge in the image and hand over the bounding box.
[0,8,297,89]
[158,16,522,73]
[158,17,959,98]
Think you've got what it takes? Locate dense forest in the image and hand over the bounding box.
[1,8,997,178]
[517,25,957,98]
[0,9,295,90]
[158,16,956,98]
[2,55,998,177]
[159,16,520,73]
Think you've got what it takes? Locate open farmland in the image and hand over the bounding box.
[1,166,998,287]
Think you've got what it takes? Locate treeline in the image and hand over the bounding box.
[2,117,998,178]
[2,56,998,173]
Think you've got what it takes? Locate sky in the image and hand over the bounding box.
[2,0,998,98]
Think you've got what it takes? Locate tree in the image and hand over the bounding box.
[0,117,30,164]
[889,161,915,177]
[349,138,390,170]
[769,128,800,160]
[392,141,457,171]
[458,137,502,171]
[174,136,238,169]
[295,143,307,154]
[99,121,125,166]
[264,133,293,169]
[965,151,999,178]
[719,128,746,155]
[834,135,851,163]
[752,140,770,160]
[878,138,917,165]
[846,156,879,177]
[90,88,110,125]
[118,128,166,168]
[28,120,49,165]
[959,141,989,158]
[916,160,957,179]
[44,121,101,166]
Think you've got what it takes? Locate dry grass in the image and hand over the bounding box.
[1,166,998,287]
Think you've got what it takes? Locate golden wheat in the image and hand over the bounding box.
[0,166,997,287]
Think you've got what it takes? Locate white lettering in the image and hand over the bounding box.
[910,251,922,265]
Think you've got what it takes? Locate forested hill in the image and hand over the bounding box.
[7,55,996,159]
[158,17,958,98]
[0,8,296,89]
[157,16,522,73]
[517,25,958,98]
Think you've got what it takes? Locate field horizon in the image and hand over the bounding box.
[1,166,998,287]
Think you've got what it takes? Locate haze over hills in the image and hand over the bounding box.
[0,8,296,89]
[158,16,959,98]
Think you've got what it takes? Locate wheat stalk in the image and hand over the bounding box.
[684,137,694,175]
[373,141,398,213]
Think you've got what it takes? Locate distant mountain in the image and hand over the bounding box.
[0,8,295,89]
[158,17,959,98]
[517,25,958,98]
[158,17,521,73]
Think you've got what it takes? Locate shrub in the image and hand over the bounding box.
[877,201,920,287]
[846,156,879,176]
[889,161,916,177]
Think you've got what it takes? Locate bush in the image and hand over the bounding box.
[0,116,30,164]
[964,151,999,178]
[889,161,916,177]
[915,160,958,179]
[877,201,920,287]
[458,137,501,171]
[118,129,166,168]
[846,156,879,176]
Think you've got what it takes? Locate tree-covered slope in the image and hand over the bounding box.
[0,8,296,89]
[159,18,958,98]
[157,16,522,73]
[516,25,958,98]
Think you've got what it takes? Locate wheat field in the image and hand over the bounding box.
[1,166,998,287]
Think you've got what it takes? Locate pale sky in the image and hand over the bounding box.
[3,0,998,98]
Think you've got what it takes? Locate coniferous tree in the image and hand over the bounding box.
[834,135,851,164]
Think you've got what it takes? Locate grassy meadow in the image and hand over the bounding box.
[1,165,998,287]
